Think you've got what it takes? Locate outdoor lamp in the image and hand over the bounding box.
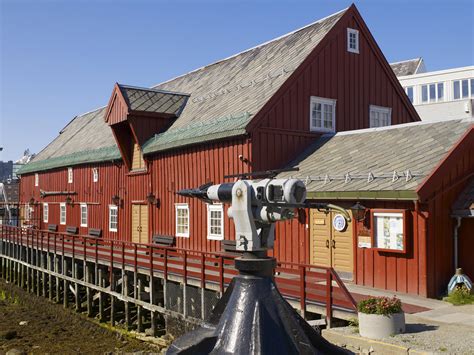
[29,197,36,205]
[350,201,367,222]
[111,194,121,206]
[65,196,73,205]
[146,192,160,207]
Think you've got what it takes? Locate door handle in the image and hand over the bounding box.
[332,240,336,248]
[326,240,329,248]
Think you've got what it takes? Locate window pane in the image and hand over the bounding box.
[406,87,413,103]
[437,83,444,101]
[429,84,436,102]
[421,85,428,102]
[453,81,460,99]
[462,79,469,98]
[471,79,474,98]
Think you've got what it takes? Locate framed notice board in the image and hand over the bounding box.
[371,210,407,253]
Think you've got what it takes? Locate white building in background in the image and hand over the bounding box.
[390,58,474,122]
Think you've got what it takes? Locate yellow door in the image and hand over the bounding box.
[131,204,149,244]
[310,209,331,267]
[310,209,353,280]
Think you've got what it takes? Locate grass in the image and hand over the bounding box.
[443,286,474,305]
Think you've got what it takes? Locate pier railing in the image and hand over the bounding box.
[0,225,357,319]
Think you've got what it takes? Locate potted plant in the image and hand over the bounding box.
[357,296,405,339]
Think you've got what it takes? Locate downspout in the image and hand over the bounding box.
[453,216,462,270]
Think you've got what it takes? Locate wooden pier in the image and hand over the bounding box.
[0,225,357,336]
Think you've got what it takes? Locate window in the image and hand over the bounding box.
[80,203,88,227]
[175,204,190,237]
[109,205,118,232]
[25,203,32,221]
[35,173,39,187]
[347,28,359,53]
[371,210,407,253]
[132,143,145,171]
[68,167,73,184]
[60,203,66,225]
[43,203,48,223]
[207,204,224,240]
[310,97,336,132]
[92,168,99,183]
[369,105,391,127]
[453,79,473,100]
[421,82,444,103]
[404,86,414,103]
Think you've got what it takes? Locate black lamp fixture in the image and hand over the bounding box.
[65,196,73,205]
[111,194,121,206]
[350,201,367,222]
[29,197,36,205]
[146,192,160,207]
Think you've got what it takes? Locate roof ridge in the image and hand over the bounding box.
[389,57,422,65]
[331,118,471,137]
[150,7,348,89]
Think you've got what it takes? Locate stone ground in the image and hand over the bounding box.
[324,309,474,354]
[0,279,167,354]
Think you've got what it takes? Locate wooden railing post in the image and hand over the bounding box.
[164,248,168,280]
[299,265,306,319]
[326,269,333,328]
[219,255,224,294]
[200,253,205,289]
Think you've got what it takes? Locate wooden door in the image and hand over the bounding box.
[131,204,149,244]
[310,209,354,280]
[310,209,331,267]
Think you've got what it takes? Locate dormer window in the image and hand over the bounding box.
[132,143,145,171]
[68,167,73,184]
[347,28,359,54]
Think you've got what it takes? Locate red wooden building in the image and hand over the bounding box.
[17,5,472,298]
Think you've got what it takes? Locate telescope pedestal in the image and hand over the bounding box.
[167,256,345,354]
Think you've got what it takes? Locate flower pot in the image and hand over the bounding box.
[358,311,405,339]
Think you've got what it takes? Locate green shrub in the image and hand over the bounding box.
[443,285,474,305]
[357,296,402,316]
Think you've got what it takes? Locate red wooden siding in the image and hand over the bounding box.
[250,7,419,172]
[149,137,252,253]
[20,137,251,254]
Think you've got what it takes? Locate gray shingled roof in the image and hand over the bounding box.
[390,58,424,77]
[20,8,347,175]
[118,84,189,115]
[280,119,473,198]
[452,178,474,217]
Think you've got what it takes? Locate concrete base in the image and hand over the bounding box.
[322,329,428,355]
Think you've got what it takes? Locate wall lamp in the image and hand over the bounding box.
[349,201,367,222]
[146,192,160,208]
[111,194,121,206]
[29,197,36,205]
[65,196,73,205]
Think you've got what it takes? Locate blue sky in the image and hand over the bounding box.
[1,0,473,161]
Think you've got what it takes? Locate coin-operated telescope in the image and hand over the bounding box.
[168,168,348,354]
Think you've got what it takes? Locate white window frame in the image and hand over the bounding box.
[453,79,473,100]
[35,173,39,187]
[25,203,32,221]
[92,168,99,183]
[421,82,445,104]
[68,167,73,184]
[347,28,359,54]
[109,205,118,232]
[309,96,336,133]
[404,86,414,103]
[80,203,88,227]
[369,105,392,127]
[60,203,66,225]
[175,204,190,238]
[43,203,49,223]
[207,204,224,240]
